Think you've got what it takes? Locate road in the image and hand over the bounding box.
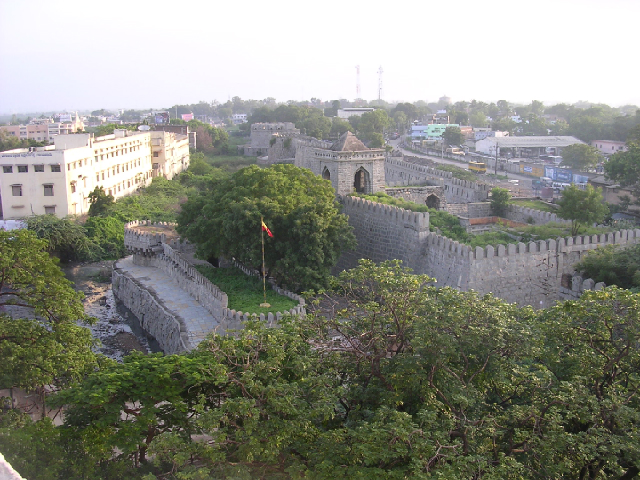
[387,138,536,196]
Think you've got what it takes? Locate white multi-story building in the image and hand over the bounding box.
[0,129,189,219]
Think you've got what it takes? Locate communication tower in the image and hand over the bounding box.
[355,65,361,98]
[377,66,383,101]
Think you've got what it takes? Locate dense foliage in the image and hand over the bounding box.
[3,260,639,479]
[556,184,609,236]
[0,230,99,389]
[604,125,640,207]
[576,243,640,292]
[490,187,510,217]
[177,164,356,291]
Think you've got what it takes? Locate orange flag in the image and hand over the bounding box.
[261,220,274,238]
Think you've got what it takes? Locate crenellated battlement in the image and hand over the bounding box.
[124,220,177,253]
[340,195,429,232]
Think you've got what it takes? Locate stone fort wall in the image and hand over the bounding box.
[385,157,492,203]
[116,221,306,351]
[334,195,430,272]
[337,197,640,308]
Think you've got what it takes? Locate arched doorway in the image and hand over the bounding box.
[426,194,440,210]
[353,167,371,194]
[322,167,330,181]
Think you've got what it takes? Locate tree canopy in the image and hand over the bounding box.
[556,184,609,236]
[0,230,98,389]
[442,125,465,146]
[7,259,640,479]
[176,164,356,291]
[560,143,601,170]
[604,126,640,206]
[490,187,511,217]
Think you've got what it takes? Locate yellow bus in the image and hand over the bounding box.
[468,161,487,174]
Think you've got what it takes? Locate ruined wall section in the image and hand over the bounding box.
[385,157,491,203]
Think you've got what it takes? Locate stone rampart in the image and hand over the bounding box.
[458,229,640,308]
[558,272,606,301]
[335,195,430,272]
[121,221,305,342]
[112,266,190,354]
[384,157,491,203]
[386,186,447,210]
[506,204,568,225]
[335,197,640,308]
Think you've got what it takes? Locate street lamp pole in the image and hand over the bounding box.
[494,140,498,176]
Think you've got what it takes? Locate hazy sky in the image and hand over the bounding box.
[1,0,639,114]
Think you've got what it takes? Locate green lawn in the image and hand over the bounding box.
[202,153,256,172]
[510,199,556,213]
[196,265,300,316]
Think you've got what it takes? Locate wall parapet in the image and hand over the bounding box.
[339,195,430,232]
[469,228,640,260]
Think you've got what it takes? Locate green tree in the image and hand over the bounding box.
[25,215,97,262]
[442,125,464,146]
[490,187,511,217]
[556,184,609,236]
[0,230,98,389]
[88,186,115,217]
[469,110,489,128]
[604,127,640,205]
[560,143,601,170]
[330,117,353,137]
[83,216,126,259]
[177,164,356,291]
[355,109,391,145]
[576,243,640,291]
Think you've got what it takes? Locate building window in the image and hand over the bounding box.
[70,182,76,193]
[2,166,12,173]
[34,164,44,172]
[96,174,100,182]
[51,164,61,172]
[18,165,28,173]
[44,206,56,214]
[153,152,159,157]
[11,185,22,196]
[44,184,54,196]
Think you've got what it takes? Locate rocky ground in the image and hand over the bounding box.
[63,261,156,361]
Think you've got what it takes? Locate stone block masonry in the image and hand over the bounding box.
[114,221,306,352]
[335,195,640,308]
[384,157,492,204]
[334,195,430,272]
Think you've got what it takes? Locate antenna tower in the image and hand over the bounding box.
[377,66,383,101]
[355,65,361,99]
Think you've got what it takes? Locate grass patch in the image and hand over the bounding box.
[202,153,256,172]
[510,199,556,213]
[196,265,299,315]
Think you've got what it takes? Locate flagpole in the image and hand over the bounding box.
[260,216,270,308]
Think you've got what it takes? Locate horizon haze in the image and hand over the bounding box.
[1,0,639,114]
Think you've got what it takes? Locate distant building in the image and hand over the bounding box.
[474,130,509,141]
[475,135,583,158]
[337,108,374,119]
[152,125,197,150]
[245,123,299,156]
[591,140,627,155]
[411,124,460,140]
[232,114,248,124]
[0,113,84,143]
[0,130,189,219]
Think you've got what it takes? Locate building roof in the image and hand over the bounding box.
[331,131,369,151]
[483,136,583,148]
